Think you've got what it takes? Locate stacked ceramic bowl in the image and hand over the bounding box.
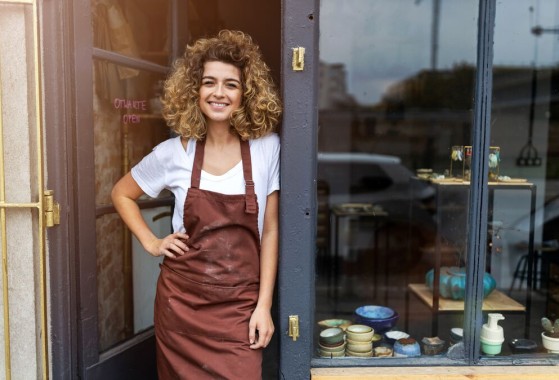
[345,324,374,357]
[354,305,399,334]
[318,327,345,357]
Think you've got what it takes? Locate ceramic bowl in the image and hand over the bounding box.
[317,319,352,331]
[346,324,373,334]
[355,305,394,320]
[347,331,374,342]
[384,330,409,345]
[319,349,345,358]
[374,346,393,357]
[346,349,373,357]
[371,333,383,347]
[318,342,345,353]
[346,338,371,345]
[354,310,399,333]
[319,327,344,345]
[346,324,374,341]
[346,341,373,353]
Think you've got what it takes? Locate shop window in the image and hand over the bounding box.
[315,0,559,364]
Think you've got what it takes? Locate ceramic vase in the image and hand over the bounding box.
[425,266,496,300]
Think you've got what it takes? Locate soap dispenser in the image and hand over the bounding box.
[480,313,505,355]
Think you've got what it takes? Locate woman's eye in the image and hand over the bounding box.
[202,80,214,86]
[226,82,239,89]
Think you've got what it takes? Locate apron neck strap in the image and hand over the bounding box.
[191,139,205,189]
[191,138,257,215]
[240,139,257,214]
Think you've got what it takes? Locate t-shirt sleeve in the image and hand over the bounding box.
[267,134,280,195]
[131,145,167,198]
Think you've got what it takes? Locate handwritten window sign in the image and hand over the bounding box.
[113,98,148,124]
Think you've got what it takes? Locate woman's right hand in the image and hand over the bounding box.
[146,232,190,258]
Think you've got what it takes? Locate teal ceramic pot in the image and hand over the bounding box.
[425,266,496,300]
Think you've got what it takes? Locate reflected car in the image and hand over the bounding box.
[317,151,435,210]
[317,152,438,274]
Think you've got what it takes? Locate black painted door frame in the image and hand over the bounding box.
[279,0,319,378]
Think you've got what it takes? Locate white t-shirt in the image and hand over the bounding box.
[131,133,280,239]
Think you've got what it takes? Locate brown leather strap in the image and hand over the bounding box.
[191,138,257,214]
[191,139,205,189]
[240,140,257,214]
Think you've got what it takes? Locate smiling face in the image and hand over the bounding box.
[198,61,243,128]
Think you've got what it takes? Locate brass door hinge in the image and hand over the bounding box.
[44,190,60,227]
[288,315,299,341]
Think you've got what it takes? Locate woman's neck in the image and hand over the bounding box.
[205,123,238,148]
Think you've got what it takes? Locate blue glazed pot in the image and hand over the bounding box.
[425,266,496,300]
[393,338,421,357]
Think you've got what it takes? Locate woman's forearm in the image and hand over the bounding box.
[257,191,279,309]
[111,172,158,250]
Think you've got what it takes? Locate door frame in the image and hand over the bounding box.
[43,0,79,378]
[279,0,320,378]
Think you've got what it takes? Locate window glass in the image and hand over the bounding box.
[489,0,559,357]
[93,62,171,351]
[316,0,478,360]
[92,0,171,65]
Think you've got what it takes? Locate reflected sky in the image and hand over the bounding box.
[320,0,559,105]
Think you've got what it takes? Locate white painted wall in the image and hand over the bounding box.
[0,4,43,379]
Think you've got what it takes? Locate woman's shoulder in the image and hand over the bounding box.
[150,136,184,155]
[250,132,280,150]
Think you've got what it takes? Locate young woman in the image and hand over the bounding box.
[111,30,282,379]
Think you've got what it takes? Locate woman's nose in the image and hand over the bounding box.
[214,84,225,97]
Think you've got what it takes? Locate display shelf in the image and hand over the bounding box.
[407,178,536,337]
[408,283,525,312]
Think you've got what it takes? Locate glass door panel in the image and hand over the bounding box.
[92,0,172,65]
[93,62,172,351]
[316,0,478,360]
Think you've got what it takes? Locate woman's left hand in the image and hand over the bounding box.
[248,305,274,349]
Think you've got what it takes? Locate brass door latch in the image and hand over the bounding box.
[292,47,305,71]
[288,315,299,341]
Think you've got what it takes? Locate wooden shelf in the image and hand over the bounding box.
[408,283,525,312]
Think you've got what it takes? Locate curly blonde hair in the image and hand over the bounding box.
[161,30,282,140]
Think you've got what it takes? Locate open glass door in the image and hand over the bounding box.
[81,1,179,377]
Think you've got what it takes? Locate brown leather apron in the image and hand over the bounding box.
[154,139,262,380]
